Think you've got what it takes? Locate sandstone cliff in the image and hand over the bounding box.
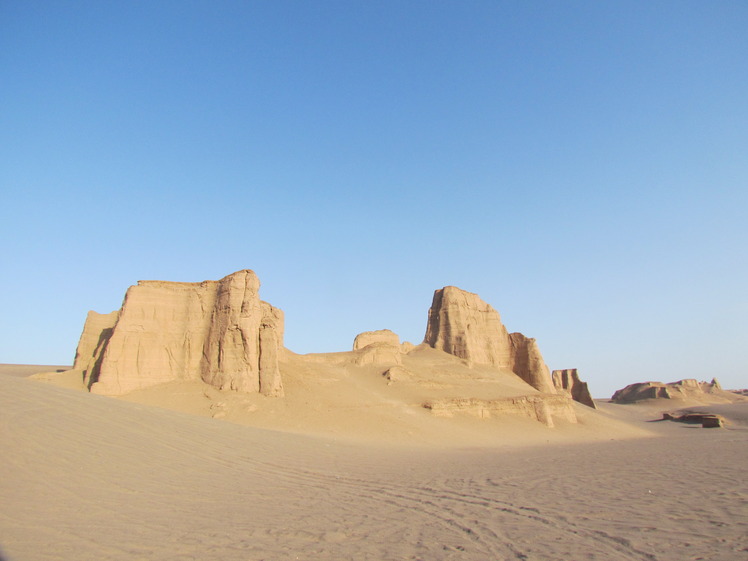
[552,369,596,409]
[423,286,556,393]
[76,270,284,396]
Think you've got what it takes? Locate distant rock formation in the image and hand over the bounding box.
[423,286,556,393]
[352,329,403,366]
[661,411,725,428]
[353,329,400,350]
[611,378,729,403]
[75,270,284,397]
[552,369,596,409]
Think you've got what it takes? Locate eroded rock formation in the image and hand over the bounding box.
[351,329,404,366]
[423,286,556,393]
[552,368,596,409]
[661,411,725,428]
[74,310,119,388]
[611,378,729,403]
[68,272,591,430]
[75,270,284,396]
[423,394,577,428]
[353,329,400,350]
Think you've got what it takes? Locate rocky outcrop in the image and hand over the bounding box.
[423,394,577,428]
[661,411,725,428]
[611,378,728,403]
[73,310,120,388]
[353,329,400,350]
[552,369,596,409]
[352,329,403,366]
[424,287,512,366]
[353,343,403,366]
[423,286,555,393]
[75,270,284,396]
[508,333,555,394]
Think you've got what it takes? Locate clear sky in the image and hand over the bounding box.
[2,1,746,398]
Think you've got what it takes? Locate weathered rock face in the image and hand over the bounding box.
[423,394,577,428]
[73,310,119,388]
[611,378,729,403]
[508,333,555,394]
[353,329,400,350]
[552,369,596,409]
[76,270,284,396]
[424,286,513,366]
[423,286,555,393]
[352,329,403,366]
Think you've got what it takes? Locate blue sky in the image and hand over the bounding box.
[2,1,746,397]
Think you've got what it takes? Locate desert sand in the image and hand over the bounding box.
[2,363,747,561]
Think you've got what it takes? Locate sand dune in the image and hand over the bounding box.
[2,367,747,561]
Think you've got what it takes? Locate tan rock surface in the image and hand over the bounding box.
[508,332,556,394]
[78,270,284,396]
[611,378,743,404]
[423,394,577,427]
[353,329,400,350]
[73,310,119,388]
[424,286,513,367]
[353,342,403,366]
[423,286,555,393]
[552,368,597,409]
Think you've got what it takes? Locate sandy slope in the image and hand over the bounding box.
[2,367,748,561]
[27,348,654,447]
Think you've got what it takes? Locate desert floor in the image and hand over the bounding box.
[2,364,747,561]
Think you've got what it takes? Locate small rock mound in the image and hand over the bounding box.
[662,411,725,428]
[353,329,400,350]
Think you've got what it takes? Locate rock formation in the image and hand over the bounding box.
[610,378,733,404]
[66,271,593,430]
[73,310,119,388]
[661,411,725,428]
[352,330,403,366]
[423,286,556,393]
[75,270,284,397]
[423,394,577,428]
[353,329,400,350]
[552,369,596,409]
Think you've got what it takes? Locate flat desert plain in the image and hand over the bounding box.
[2,364,747,561]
